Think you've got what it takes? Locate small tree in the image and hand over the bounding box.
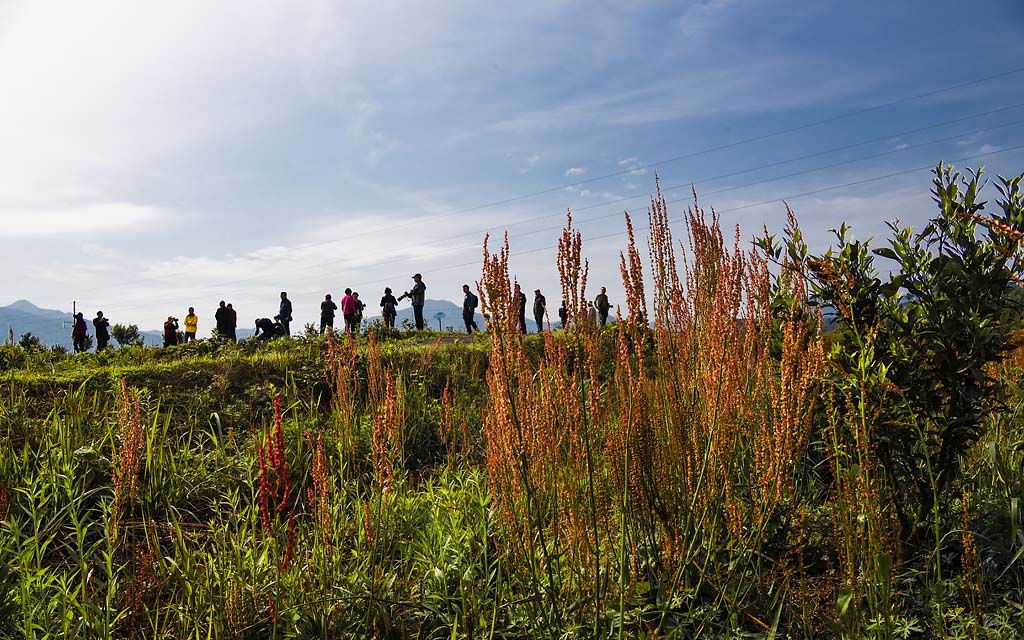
[18,332,43,352]
[111,324,143,348]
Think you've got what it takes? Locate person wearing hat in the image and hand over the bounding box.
[533,289,547,333]
[380,287,399,328]
[319,294,338,334]
[462,284,479,334]
[71,312,89,353]
[399,273,427,330]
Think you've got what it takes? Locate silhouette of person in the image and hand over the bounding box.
[533,289,546,333]
[320,294,337,334]
[514,284,527,334]
[71,312,88,353]
[352,292,365,334]
[226,303,237,341]
[595,287,610,327]
[462,284,479,334]
[93,311,110,351]
[380,288,398,328]
[215,301,230,339]
[278,292,293,336]
[400,274,426,330]
[163,316,179,347]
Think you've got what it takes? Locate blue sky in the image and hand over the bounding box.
[2,1,1023,331]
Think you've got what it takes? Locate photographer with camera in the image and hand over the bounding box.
[398,273,427,330]
[163,316,180,347]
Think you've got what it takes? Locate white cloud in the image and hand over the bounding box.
[0,202,160,237]
[618,157,648,175]
[566,167,587,176]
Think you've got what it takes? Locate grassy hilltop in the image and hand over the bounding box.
[2,168,1024,638]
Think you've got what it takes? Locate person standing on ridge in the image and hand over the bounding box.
[462,284,479,334]
[380,288,398,328]
[352,292,365,334]
[93,311,110,351]
[595,287,611,327]
[215,301,229,339]
[183,307,198,342]
[341,288,357,334]
[278,292,293,337]
[399,273,426,330]
[163,316,180,347]
[514,283,527,334]
[587,301,598,327]
[226,303,238,341]
[558,300,568,329]
[72,312,88,353]
[320,294,337,334]
[533,289,546,333]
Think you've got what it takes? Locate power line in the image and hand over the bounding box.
[75,105,1024,302]
[67,66,1024,296]
[103,116,1024,294]
[99,141,1024,316]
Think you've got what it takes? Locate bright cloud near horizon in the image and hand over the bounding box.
[1,1,1023,331]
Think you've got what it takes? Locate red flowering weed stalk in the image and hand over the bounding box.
[111,377,145,544]
[305,430,333,551]
[256,394,296,573]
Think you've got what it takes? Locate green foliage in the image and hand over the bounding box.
[17,332,42,353]
[765,164,1024,543]
[110,323,143,347]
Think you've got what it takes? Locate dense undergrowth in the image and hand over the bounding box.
[1,167,1024,638]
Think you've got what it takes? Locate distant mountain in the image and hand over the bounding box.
[0,299,76,349]
[0,300,253,349]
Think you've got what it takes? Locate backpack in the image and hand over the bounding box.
[383,298,397,315]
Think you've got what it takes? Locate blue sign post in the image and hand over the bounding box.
[434,311,446,332]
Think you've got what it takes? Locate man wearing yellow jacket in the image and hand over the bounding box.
[184,307,199,342]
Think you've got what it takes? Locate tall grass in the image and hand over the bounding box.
[1,183,1023,637]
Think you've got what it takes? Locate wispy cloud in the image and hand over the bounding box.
[618,157,647,175]
[565,167,587,177]
[0,202,161,237]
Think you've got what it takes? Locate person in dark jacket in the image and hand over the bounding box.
[462,284,479,334]
[399,273,426,330]
[163,317,179,347]
[215,301,230,339]
[514,284,527,334]
[558,300,568,329]
[352,292,365,334]
[93,311,110,351]
[380,288,398,328]
[278,292,293,336]
[71,312,88,353]
[533,289,546,333]
[594,287,611,327]
[320,294,337,334]
[255,317,282,341]
[226,303,237,341]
